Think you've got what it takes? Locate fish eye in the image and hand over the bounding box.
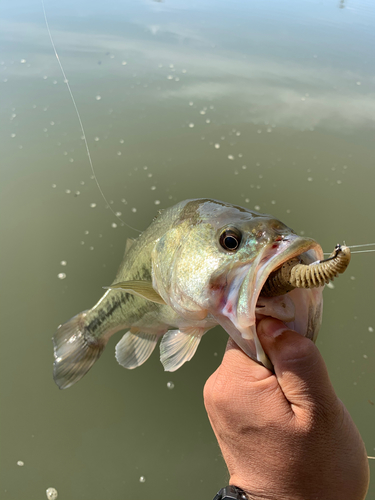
[219,228,242,252]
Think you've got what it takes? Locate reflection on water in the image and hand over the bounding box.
[1,0,374,499]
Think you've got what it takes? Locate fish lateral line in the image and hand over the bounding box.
[41,0,142,233]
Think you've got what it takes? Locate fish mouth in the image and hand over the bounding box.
[214,236,324,370]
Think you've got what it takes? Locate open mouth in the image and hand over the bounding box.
[255,245,323,332]
[213,238,325,371]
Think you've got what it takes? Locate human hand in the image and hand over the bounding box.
[204,317,370,500]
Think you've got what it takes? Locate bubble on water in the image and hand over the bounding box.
[369,327,374,333]
[120,139,124,144]
[117,151,122,156]
[148,173,153,178]
[228,155,234,160]
[95,95,101,100]
[65,189,71,194]
[206,119,211,123]
[245,198,250,203]
[17,461,24,466]
[189,101,194,106]
[90,203,97,208]
[115,211,122,217]
[11,133,16,138]
[167,381,174,389]
[188,123,194,128]
[52,184,57,188]
[307,177,313,182]
[167,75,173,80]
[363,354,368,359]
[151,186,156,190]
[60,261,67,266]
[58,273,66,280]
[242,165,247,170]
[90,246,94,251]
[154,200,160,205]
[111,223,117,228]
[356,81,361,86]
[337,180,342,184]
[75,191,80,196]
[326,282,335,289]
[200,110,206,115]
[46,487,58,500]
[214,143,220,149]
[122,61,127,65]
[267,127,272,132]
[132,207,137,213]
[254,205,260,210]
[43,75,48,80]
[121,198,127,204]
[139,476,146,483]
[174,77,180,82]
[182,69,187,73]
[84,230,89,235]
[350,276,355,280]
[257,129,262,134]
[50,121,55,126]
[271,200,276,205]
[94,137,100,142]
[69,158,74,163]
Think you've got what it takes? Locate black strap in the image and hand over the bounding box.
[213,485,247,500]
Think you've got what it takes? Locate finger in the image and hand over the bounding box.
[222,336,272,383]
[203,337,276,421]
[257,317,338,413]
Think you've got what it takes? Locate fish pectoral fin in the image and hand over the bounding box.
[115,330,159,369]
[160,327,207,372]
[103,280,166,305]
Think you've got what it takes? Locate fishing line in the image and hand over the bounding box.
[41,0,141,233]
[324,243,375,256]
[347,243,375,249]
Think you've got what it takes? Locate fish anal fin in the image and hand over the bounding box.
[115,330,158,369]
[103,280,166,305]
[53,311,105,390]
[160,327,208,372]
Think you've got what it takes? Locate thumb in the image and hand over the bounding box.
[257,317,338,412]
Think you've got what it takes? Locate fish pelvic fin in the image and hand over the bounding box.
[115,330,158,369]
[53,311,105,390]
[160,327,207,372]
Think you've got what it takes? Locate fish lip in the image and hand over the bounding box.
[237,236,324,331]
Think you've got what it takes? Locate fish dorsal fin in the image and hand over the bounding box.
[159,327,208,372]
[115,330,158,369]
[103,280,166,305]
[125,238,135,254]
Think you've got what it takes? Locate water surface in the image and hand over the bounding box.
[1,1,374,499]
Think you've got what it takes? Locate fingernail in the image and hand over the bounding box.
[257,317,290,339]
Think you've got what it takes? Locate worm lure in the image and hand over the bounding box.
[261,244,351,297]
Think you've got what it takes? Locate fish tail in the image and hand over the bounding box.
[52,311,105,390]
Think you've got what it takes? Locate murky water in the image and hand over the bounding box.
[1,0,374,498]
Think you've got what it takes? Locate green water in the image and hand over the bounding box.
[1,0,374,498]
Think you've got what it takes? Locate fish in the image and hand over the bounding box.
[53,198,327,389]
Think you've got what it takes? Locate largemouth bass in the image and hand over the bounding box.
[53,198,327,389]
